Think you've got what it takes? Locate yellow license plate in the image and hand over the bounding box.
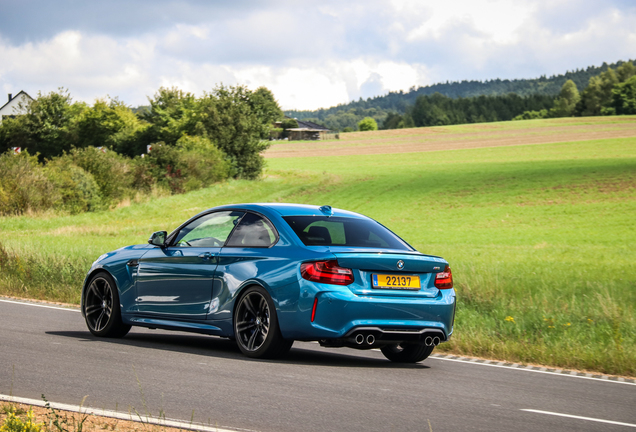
[372,274,421,290]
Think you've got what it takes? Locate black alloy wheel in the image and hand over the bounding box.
[84,272,131,338]
[380,343,434,363]
[234,286,292,359]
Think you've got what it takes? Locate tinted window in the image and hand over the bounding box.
[174,211,244,247]
[226,213,277,247]
[283,216,412,250]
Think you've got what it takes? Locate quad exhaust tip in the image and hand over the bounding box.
[424,336,441,346]
[366,334,375,345]
[355,334,365,344]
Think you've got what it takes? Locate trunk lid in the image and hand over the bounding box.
[332,250,448,298]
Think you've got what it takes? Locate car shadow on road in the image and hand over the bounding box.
[46,329,431,370]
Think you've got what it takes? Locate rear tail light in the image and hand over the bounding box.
[301,260,354,285]
[434,265,453,289]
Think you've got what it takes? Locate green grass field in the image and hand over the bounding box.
[1,117,634,376]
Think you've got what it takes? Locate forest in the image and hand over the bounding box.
[287,60,636,131]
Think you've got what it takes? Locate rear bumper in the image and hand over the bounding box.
[279,284,456,341]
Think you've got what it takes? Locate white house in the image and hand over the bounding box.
[0,91,33,124]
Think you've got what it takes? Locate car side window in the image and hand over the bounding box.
[225,213,277,248]
[174,211,244,247]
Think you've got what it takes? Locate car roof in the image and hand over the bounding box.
[211,203,368,219]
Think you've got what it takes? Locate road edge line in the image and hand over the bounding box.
[429,355,636,385]
[0,298,80,312]
[520,409,636,428]
[0,394,248,432]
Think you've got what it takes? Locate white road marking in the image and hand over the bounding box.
[0,298,80,312]
[429,356,636,386]
[0,394,255,432]
[521,409,636,428]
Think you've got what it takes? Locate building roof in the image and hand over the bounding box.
[283,115,331,131]
[0,90,33,113]
[296,119,331,131]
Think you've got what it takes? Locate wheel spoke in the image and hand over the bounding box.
[89,282,103,302]
[85,305,101,316]
[95,310,106,331]
[243,295,257,317]
[236,320,256,333]
[247,328,260,350]
[258,296,267,315]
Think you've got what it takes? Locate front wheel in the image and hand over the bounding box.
[381,343,434,363]
[234,286,292,359]
[84,272,131,338]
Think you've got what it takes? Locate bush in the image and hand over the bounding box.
[174,135,231,191]
[0,407,42,432]
[513,109,548,120]
[269,127,283,139]
[358,117,378,131]
[60,147,134,205]
[44,161,102,214]
[0,150,57,215]
[136,137,231,194]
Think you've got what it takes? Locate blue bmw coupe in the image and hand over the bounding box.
[81,203,456,363]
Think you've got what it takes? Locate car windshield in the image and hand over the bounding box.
[283,216,413,250]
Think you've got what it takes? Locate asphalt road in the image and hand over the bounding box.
[1,299,634,432]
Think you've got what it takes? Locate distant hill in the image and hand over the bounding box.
[286,59,635,121]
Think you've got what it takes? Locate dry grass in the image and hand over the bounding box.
[0,402,191,432]
[265,116,636,158]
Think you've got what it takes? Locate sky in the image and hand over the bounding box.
[1,0,635,111]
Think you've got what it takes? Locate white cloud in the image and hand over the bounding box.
[0,0,635,110]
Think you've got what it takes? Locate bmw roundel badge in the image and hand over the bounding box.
[397,260,405,270]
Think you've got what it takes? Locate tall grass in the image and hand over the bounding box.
[1,118,634,375]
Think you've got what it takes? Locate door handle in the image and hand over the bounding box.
[198,252,213,260]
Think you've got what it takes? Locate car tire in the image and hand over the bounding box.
[234,286,293,359]
[84,272,131,338]
[380,343,434,363]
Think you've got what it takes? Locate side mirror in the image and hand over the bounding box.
[148,231,167,247]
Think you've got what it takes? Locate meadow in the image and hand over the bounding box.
[1,117,634,376]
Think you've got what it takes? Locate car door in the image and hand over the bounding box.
[207,212,287,321]
[135,210,244,319]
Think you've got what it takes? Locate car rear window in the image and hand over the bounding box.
[283,216,413,250]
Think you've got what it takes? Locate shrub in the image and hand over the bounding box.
[269,127,283,139]
[44,160,102,214]
[0,150,57,215]
[60,147,134,205]
[136,137,231,194]
[0,407,43,432]
[174,135,231,191]
[358,117,378,131]
[513,109,548,120]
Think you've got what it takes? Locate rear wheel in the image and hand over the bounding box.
[84,272,131,338]
[381,343,434,363]
[234,286,292,359]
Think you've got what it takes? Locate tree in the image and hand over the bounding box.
[0,89,83,160]
[249,87,284,138]
[358,117,378,131]
[616,62,636,82]
[76,98,149,156]
[198,85,270,179]
[577,69,618,116]
[610,75,636,115]
[551,80,580,117]
[141,87,201,146]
